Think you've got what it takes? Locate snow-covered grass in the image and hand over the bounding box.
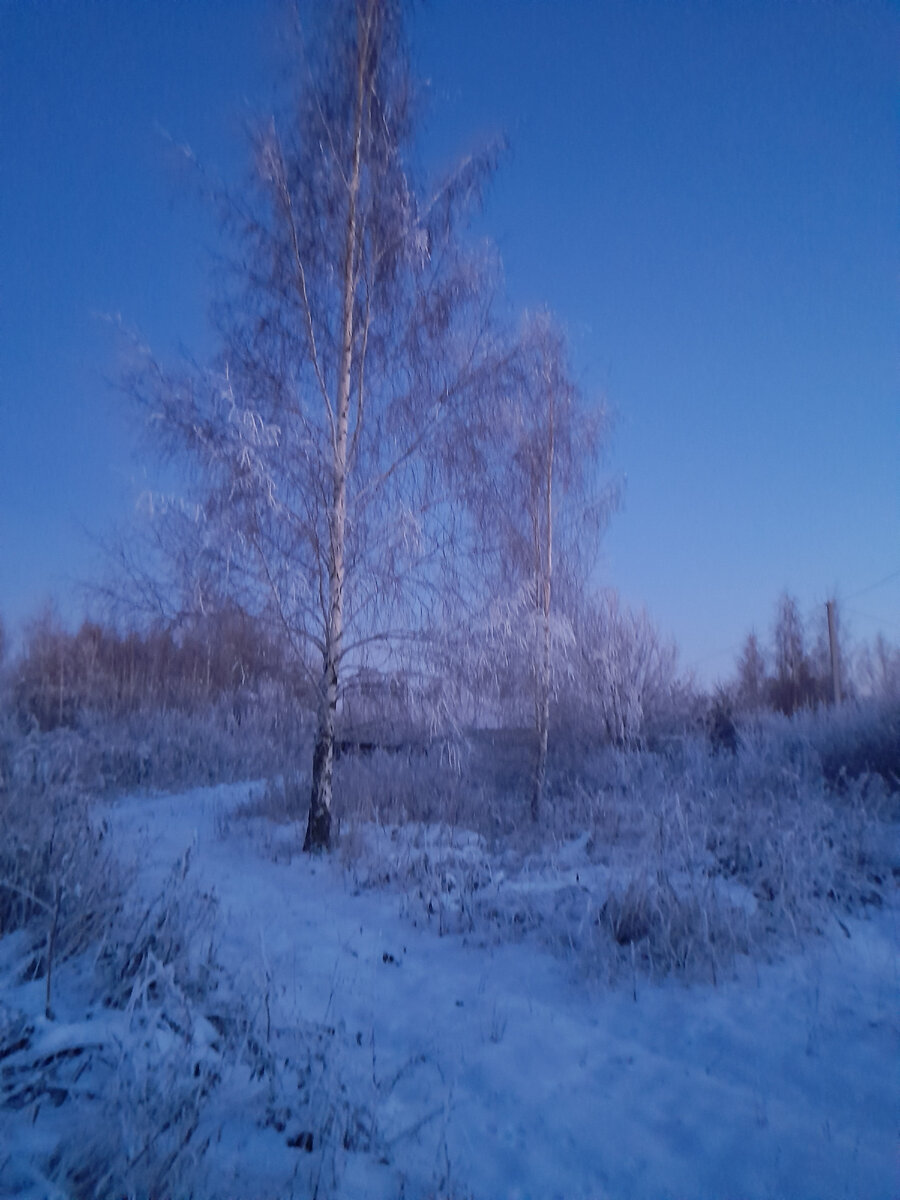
[5,781,896,1198]
[1,705,898,1197]
[322,724,898,984]
[0,781,122,1006]
[0,787,340,1200]
[757,698,900,791]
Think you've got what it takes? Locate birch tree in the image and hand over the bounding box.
[127,0,502,849]
[771,592,813,714]
[735,631,767,711]
[480,314,610,820]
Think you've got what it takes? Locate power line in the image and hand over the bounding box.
[688,576,899,675]
[843,567,900,602]
[844,607,900,636]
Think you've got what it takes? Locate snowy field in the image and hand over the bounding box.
[2,778,897,1200]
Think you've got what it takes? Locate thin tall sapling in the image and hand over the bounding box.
[476,314,610,820]
[126,0,503,849]
[735,631,767,712]
[771,592,814,715]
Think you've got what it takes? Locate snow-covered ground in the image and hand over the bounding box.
[2,781,898,1199]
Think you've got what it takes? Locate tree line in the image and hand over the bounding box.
[731,591,900,715]
[0,588,683,751]
[2,607,295,733]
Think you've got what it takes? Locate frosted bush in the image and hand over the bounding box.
[0,752,121,989]
[791,698,899,791]
[1,698,311,802]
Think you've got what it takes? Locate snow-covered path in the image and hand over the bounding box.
[108,784,899,1200]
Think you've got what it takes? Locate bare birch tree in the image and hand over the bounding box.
[735,631,767,711]
[477,314,610,820]
[126,0,502,849]
[772,592,813,714]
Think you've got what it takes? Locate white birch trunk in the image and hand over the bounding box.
[531,377,554,823]
[304,6,370,851]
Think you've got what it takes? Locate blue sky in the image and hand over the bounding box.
[1,0,897,679]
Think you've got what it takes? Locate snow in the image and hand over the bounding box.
[2,781,898,1199]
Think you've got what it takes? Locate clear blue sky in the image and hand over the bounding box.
[1,0,898,680]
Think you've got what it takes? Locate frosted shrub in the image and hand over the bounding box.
[334,745,475,831]
[0,771,211,1193]
[0,736,121,991]
[2,698,309,800]
[579,718,897,979]
[81,701,305,792]
[55,869,226,1196]
[794,698,900,791]
[597,869,752,978]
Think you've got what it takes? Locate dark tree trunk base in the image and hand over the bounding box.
[303,802,331,852]
[304,716,334,852]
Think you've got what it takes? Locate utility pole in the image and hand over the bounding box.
[826,599,842,706]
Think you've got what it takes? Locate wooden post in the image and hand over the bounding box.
[826,600,842,706]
